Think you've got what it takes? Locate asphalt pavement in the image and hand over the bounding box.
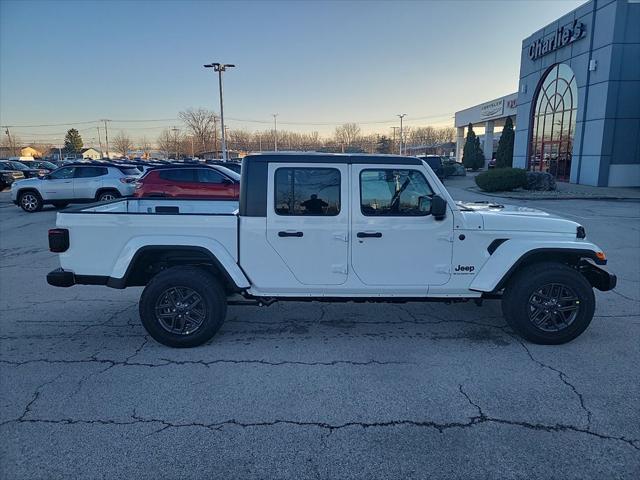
[1,184,639,479]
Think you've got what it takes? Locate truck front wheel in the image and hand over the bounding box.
[139,266,227,347]
[501,262,595,345]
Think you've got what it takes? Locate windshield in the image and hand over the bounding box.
[214,166,241,181]
[37,161,58,169]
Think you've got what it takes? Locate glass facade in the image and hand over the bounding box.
[529,64,577,181]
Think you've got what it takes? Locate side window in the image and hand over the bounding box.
[49,167,75,180]
[158,169,197,182]
[360,169,434,216]
[75,167,108,178]
[198,169,226,184]
[275,167,340,216]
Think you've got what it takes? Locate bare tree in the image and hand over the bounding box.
[1,131,22,156]
[334,123,361,147]
[112,131,133,158]
[178,108,218,155]
[139,136,152,159]
[157,128,185,159]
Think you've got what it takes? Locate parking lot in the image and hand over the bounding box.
[1,180,639,479]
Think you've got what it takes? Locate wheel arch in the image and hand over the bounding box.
[95,187,120,200]
[470,243,606,293]
[109,244,249,293]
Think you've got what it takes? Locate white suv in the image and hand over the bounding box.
[11,163,140,212]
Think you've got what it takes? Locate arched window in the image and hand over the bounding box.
[529,64,577,181]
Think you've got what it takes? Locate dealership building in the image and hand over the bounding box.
[455,0,640,186]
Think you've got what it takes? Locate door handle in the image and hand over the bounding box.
[278,231,304,238]
[357,232,382,238]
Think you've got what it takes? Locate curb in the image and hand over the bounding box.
[464,187,640,201]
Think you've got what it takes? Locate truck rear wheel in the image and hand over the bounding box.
[139,266,227,347]
[501,262,595,345]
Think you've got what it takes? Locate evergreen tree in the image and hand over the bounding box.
[64,128,83,154]
[495,116,514,168]
[462,123,481,170]
[474,136,485,171]
[376,135,393,154]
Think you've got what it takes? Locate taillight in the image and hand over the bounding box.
[120,177,136,184]
[49,229,69,253]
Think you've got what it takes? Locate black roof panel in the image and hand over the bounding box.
[243,152,422,166]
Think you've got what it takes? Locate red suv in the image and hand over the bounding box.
[133,165,240,199]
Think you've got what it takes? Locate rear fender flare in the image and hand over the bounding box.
[110,236,250,289]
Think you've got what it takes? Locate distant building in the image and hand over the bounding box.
[80,148,102,160]
[20,146,42,158]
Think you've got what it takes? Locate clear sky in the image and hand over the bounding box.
[1,0,585,143]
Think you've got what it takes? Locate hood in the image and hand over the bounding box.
[11,177,41,187]
[457,201,580,234]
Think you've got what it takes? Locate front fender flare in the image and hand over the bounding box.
[469,240,605,293]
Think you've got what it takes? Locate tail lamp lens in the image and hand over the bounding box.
[48,228,69,253]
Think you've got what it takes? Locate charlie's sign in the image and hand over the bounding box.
[528,20,585,61]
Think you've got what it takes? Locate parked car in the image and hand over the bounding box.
[417,155,444,180]
[11,163,140,212]
[488,158,497,169]
[46,153,616,348]
[0,160,47,179]
[205,159,242,174]
[133,165,240,199]
[19,160,59,173]
[0,164,25,190]
[442,159,466,177]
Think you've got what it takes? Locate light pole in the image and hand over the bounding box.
[204,62,235,160]
[272,114,278,151]
[171,127,179,160]
[397,114,406,155]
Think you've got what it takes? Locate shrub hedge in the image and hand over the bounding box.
[475,168,527,192]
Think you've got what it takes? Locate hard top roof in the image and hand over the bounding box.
[242,152,423,166]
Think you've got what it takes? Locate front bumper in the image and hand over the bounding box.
[580,260,617,291]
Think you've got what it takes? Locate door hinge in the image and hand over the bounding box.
[333,232,348,242]
[331,264,348,274]
[435,264,451,274]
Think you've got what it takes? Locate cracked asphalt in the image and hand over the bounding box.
[1,183,639,479]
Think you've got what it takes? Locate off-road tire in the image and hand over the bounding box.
[502,261,595,344]
[139,266,227,347]
[18,191,43,212]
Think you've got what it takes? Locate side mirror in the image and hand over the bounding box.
[430,194,447,220]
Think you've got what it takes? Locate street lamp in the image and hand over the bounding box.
[204,62,235,160]
[272,114,278,152]
[397,114,406,155]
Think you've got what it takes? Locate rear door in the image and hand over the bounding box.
[73,166,108,199]
[266,163,348,285]
[42,166,75,200]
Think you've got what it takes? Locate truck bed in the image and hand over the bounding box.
[56,198,240,279]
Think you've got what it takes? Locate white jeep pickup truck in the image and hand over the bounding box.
[46,153,616,347]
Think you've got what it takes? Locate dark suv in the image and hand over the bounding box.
[417,155,445,180]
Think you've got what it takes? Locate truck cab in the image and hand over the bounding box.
[47,153,617,348]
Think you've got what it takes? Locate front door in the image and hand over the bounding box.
[266,163,348,285]
[350,165,453,286]
[42,166,75,200]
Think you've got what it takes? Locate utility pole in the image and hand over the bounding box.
[272,114,278,151]
[102,119,110,159]
[171,127,179,160]
[391,126,399,154]
[4,127,14,156]
[97,126,103,156]
[397,114,406,155]
[204,62,235,161]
